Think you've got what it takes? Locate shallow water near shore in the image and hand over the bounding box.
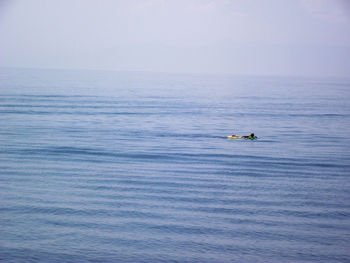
[1,68,350,262]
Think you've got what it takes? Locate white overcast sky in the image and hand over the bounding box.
[0,0,349,77]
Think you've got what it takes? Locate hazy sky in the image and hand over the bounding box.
[0,0,349,77]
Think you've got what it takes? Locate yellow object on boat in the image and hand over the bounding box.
[227,136,242,139]
[227,136,257,140]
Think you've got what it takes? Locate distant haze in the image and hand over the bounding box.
[0,0,349,77]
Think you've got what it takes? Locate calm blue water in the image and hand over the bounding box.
[1,68,350,263]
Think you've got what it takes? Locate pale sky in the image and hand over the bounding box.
[0,0,349,77]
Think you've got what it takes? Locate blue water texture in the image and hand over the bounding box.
[1,68,350,263]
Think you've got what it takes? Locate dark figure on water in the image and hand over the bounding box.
[242,133,255,139]
[230,133,257,139]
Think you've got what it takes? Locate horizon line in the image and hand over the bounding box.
[1,66,350,81]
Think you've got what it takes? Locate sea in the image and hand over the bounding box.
[0,68,350,263]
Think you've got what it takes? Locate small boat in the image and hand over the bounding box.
[227,136,242,139]
[227,133,257,140]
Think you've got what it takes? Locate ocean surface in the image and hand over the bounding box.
[0,68,350,263]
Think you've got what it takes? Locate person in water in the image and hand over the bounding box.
[231,133,256,139]
[242,133,255,139]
